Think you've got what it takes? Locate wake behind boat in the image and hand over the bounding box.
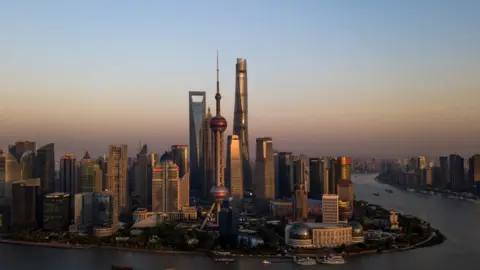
[317,254,346,265]
[293,256,316,266]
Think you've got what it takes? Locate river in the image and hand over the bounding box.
[1,174,479,270]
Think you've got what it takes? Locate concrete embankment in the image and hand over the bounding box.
[0,239,90,249]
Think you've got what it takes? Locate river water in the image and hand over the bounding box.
[1,174,479,270]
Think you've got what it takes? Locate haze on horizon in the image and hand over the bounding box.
[1,0,480,158]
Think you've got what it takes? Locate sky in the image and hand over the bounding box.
[1,0,480,158]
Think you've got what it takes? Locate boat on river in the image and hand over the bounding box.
[317,254,346,265]
[261,260,271,264]
[373,192,380,196]
[293,256,316,266]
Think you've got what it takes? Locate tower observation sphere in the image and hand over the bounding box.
[210,116,227,132]
[210,186,229,202]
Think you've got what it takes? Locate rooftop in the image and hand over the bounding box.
[45,192,70,198]
[289,222,350,229]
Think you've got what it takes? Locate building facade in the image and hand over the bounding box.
[59,153,77,194]
[107,144,128,224]
[226,135,243,199]
[152,161,180,212]
[188,91,206,194]
[254,137,275,200]
[322,194,339,224]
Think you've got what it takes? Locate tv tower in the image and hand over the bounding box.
[200,51,229,229]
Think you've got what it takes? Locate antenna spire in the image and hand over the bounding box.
[215,50,221,116]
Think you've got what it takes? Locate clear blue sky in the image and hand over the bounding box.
[1,0,479,157]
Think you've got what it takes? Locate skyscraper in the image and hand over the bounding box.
[35,143,55,193]
[188,91,206,194]
[78,151,103,193]
[171,145,188,178]
[233,58,252,189]
[151,161,180,212]
[309,158,322,199]
[254,137,275,200]
[200,52,229,230]
[9,141,36,157]
[11,178,41,229]
[226,135,243,198]
[200,108,214,198]
[278,152,294,198]
[449,154,465,191]
[107,144,128,224]
[468,154,480,189]
[132,145,151,209]
[59,153,77,194]
[293,174,308,222]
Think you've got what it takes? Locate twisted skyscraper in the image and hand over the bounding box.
[233,58,252,189]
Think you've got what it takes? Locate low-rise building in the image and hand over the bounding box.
[285,222,354,248]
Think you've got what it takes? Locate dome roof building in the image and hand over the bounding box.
[289,222,312,240]
[348,221,364,236]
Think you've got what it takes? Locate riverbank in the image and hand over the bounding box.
[0,239,91,249]
[0,239,287,258]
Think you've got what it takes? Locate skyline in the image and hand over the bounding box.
[1,1,480,157]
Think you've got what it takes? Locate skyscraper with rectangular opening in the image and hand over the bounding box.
[188,91,206,194]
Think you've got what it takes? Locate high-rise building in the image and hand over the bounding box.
[0,151,5,200]
[226,135,243,198]
[219,198,239,246]
[200,108,214,198]
[179,171,190,209]
[151,161,180,212]
[468,155,480,189]
[426,166,433,186]
[322,194,339,224]
[35,143,55,194]
[439,156,449,188]
[254,137,275,200]
[309,158,322,199]
[171,145,188,179]
[1,146,36,205]
[73,192,93,227]
[278,152,294,199]
[322,159,330,195]
[336,157,354,220]
[11,178,41,229]
[59,153,77,194]
[132,145,151,209]
[293,174,308,222]
[107,144,128,224]
[328,157,338,194]
[92,191,114,237]
[9,141,36,157]
[189,91,206,194]
[78,152,103,193]
[43,192,71,231]
[233,58,252,189]
[273,152,279,198]
[449,154,465,191]
[293,156,309,191]
[200,52,229,230]
[417,156,426,170]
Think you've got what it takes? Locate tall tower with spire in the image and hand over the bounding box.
[233,58,252,189]
[200,51,229,229]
